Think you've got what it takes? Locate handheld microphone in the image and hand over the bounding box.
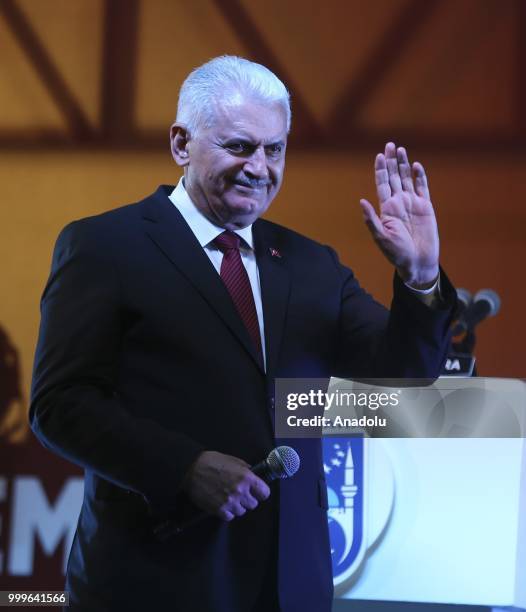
[153,446,300,542]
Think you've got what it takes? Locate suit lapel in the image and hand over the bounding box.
[140,186,264,371]
[253,220,290,380]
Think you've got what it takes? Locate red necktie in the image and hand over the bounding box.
[214,231,263,366]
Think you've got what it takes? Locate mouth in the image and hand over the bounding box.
[234,184,260,194]
[231,179,269,192]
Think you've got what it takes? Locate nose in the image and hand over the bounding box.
[243,146,269,181]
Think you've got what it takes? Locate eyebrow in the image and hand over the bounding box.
[224,137,286,147]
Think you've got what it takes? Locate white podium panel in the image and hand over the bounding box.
[339,438,526,608]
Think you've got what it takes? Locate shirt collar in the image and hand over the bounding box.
[168,177,254,250]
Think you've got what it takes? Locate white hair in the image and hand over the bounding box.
[176,55,291,134]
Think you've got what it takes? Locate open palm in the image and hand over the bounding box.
[360,142,439,289]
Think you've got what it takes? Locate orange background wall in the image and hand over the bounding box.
[0,0,525,445]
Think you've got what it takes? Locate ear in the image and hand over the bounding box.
[170,123,191,167]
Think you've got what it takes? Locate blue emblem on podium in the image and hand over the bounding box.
[323,437,365,585]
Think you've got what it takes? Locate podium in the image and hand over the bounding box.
[335,433,526,609]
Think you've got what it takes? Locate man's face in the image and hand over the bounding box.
[173,96,288,229]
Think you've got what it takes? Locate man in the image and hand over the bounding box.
[30,56,455,612]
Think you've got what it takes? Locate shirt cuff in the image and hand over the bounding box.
[404,274,441,307]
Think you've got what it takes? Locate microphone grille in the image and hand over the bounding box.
[267,446,300,479]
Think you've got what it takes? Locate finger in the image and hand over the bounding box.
[250,477,270,501]
[360,199,387,240]
[223,497,247,518]
[232,504,247,517]
[374,153,391,203]
[397,147,415,194]
[218,508,235,522]
[241,493,259,511]
[385,142,402,194]
[413,162,430,200]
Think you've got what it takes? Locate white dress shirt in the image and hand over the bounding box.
[169,178,267,368]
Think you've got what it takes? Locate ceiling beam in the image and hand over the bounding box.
[0,0,92,140]
[100,0,140,142]
[212,0,322,145]
[327,0,440,134]
[1,128,525,155]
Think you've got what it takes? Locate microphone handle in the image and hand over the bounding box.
[251,458,274,482]
[153,511,205,541]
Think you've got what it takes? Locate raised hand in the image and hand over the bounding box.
[359,142,440,289]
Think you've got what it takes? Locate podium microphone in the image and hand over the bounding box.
[455,288,472,317]
[456,288,501,333]
[153,446,300,541]
[451,288,472,336]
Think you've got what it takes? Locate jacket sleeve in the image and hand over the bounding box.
[29,220,205,516]
[329,246,457,379]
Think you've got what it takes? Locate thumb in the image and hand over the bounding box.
[359,199,385,240]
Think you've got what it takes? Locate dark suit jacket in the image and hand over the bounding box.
[30,185,455,612]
